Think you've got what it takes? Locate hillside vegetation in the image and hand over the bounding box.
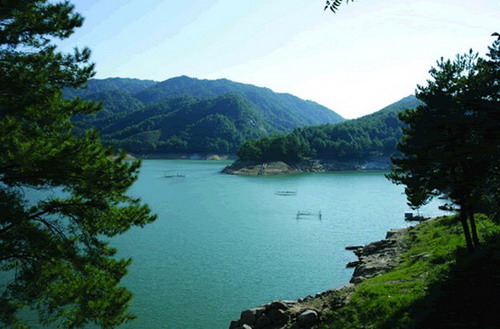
[320,214,499,329]
[237,95,423,162]
[68,76,345,154]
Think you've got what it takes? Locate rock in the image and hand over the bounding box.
[345,245,363,250]
[268,308,288,325]
[240,308,265,325]
[254,315,272,329]
[207,154,228,160]
[298,310,319,327]
[222,161,296,176]
[346,260,360,268]
[229,226,413,329]
[410,253,430,260]
[269,301,289,310]
[281,300,298,305]
[350,276,365,284]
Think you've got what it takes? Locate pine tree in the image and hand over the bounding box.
[387,41,500,252]
[0,1,156,327]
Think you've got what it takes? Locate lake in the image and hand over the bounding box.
[108,160,446,329]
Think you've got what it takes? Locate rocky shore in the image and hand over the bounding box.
[222,158,391,176]
[229,227,411,329]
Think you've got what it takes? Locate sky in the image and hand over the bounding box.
[60,0,499,119]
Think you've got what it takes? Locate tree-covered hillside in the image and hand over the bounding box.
[64,77,157,98]
[237,95,423,161]
[134,76,345,131]
[77,94,273,154]
[68,76,345,155]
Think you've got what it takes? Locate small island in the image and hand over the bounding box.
[222,158,391,175]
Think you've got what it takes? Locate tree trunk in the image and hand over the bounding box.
[467,204,480,248]
[460,206,474,253]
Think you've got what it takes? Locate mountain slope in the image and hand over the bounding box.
[77,94,274,154]
[135,76,345,131]
[69,76,346,155]
[237,95,423,161]
[64,77,157,99]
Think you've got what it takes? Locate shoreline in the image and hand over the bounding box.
[222,157,392,176]
[229,225,413,329]
[127,153,237,160]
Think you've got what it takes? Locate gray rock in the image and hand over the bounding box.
[385,229,404,239]
[410,253,430,260]
[346,260,360,268]
[255,315,272,329]
[268,308,288,325]
[350,276,364,284]
[240,308,264,325]
[269,301,289,310]
[298,310,319,326]
[242,324,252,329]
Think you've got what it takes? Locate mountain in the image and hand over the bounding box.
[64,77,157,99]
[236,95,424,161]
[85,94,273,154]
[135,76,345,131]
[69,76,345,154]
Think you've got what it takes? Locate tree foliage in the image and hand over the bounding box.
[388,41,500,252]
[236,96,422,162]
[67,75,345,156]
[0,1,156,327]
[324,0,355,13]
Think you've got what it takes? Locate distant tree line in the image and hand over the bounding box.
[237,96,420,162]
[68,76,344,155]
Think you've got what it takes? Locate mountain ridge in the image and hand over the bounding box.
[69,76,346,154]
[233,95,423,165]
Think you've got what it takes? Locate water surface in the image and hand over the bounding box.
[111,160,445,329]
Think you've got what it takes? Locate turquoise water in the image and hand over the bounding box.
[108,160,446,329]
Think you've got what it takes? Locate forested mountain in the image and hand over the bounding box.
[64,77,157,98]
[78,94,273,153]
[135,76,345,131]
[237,95,423,161]
[69,76,345,154]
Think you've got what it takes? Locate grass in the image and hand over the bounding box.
[320,214,500,329]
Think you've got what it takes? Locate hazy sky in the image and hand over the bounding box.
[60,0,499,118]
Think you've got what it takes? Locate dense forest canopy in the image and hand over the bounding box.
[68,76,345,155]
[237,95,423,162]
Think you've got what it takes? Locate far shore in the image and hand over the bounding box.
[126,153,237,160]
[222,157,392,176]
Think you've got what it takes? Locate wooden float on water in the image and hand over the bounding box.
[296,210,322,220]
[275,190,297,196]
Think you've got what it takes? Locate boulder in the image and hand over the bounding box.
[345,245,363,250]
[298,310,319,326]
[268,308,288,325]
[269,301,289,311]
[240,308,265,325]
[346,260,360,268]
[254,315,272,329]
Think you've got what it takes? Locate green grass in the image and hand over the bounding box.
[321,214,500,329]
